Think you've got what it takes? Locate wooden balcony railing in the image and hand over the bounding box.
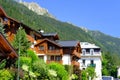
[72,51,81,58]
[71,61,80,67]
[47,50,62,55]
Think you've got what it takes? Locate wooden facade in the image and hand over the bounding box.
[0,33,18,67]
[0,6,42,43]
[0,6,81,67]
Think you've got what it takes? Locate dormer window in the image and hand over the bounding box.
[90,49,94,55]
[86,49,90,54]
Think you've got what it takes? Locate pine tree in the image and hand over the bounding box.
[0,22,6,36]
[12,27,31,56]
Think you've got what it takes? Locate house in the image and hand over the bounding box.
[0,32,18,68]
[0,6,81,68]
[0,6,42,43]
[57,40,81,67]
[34,38,81,67]
[79,42,102,80]
[34,38,63,64]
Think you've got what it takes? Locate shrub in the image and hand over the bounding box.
[32,60,49,79]
[0,69,14,80]
[20,57,32,67]
[48,62,69,80]
[27,49,39,63]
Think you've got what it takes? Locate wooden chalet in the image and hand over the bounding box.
[0,6,81,67]
[35,39,81,67]
[0,32,18,68]
[0,6,42,43]
[34,38,63,64]
[57,40,81,67]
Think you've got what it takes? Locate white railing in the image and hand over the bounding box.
[81,52,101,56]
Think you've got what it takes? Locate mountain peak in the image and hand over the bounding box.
[80,27,88,32]
[19,1,55,18]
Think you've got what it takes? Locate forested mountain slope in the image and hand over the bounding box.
[0,0,120,56]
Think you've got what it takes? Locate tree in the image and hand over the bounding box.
[102,52,119,78]
[12,27,30,56]
[81,67,95,80]
[0,22,6,36]
[81,70,87,80]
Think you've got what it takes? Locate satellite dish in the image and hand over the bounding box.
[38,29,44,33]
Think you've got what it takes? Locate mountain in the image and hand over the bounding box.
[0,0,120,57]
[89,30,120,54]
[19,1,55,18]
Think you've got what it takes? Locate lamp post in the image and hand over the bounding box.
[17,26,21,80]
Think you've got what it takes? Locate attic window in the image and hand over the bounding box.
[4,18,8,21]
[39,45,44,50]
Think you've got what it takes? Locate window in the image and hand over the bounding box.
[47,55,61,61]
[55,56,61,61]
[91,49,94,55]
[82,59,85,65]
[94,49,100,53]
[38,56,44,60]
[86,49,90,52]
[82,50,86,55]
[91,60,94,64]
[51,56,54,60]
[48,45,55,50]
[39,45,44,50]
[47,56,51,60]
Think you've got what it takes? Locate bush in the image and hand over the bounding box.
[27,49,39,63]
[48,62,69,80]
[20,57,32,67]
[32,60,49,79]
[0,69,14,80]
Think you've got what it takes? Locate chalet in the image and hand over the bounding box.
[34,39,81,67]
[0,32,18,68]
[57,40,81,67]
[0,6,42,43]
[0,6,81,68]
[79,42,102,80]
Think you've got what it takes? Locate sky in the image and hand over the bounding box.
[23,0,120,37]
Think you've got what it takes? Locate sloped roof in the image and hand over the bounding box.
[42,33,57,36]
[42,33,59,40]
[0,6,7,17]
[57,40,79,47]
[35,38,61,47]
[80,42,100,49]
[0,33,18,59]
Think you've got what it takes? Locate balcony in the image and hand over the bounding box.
[47,50,62,55]
[72,51,81,58]
[87,64,96,67]
[81,52,101,57]
[71,61,80,67]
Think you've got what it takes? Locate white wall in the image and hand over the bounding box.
[79,57,102,80]
[117,67,120,77]
[62,54,71,65]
